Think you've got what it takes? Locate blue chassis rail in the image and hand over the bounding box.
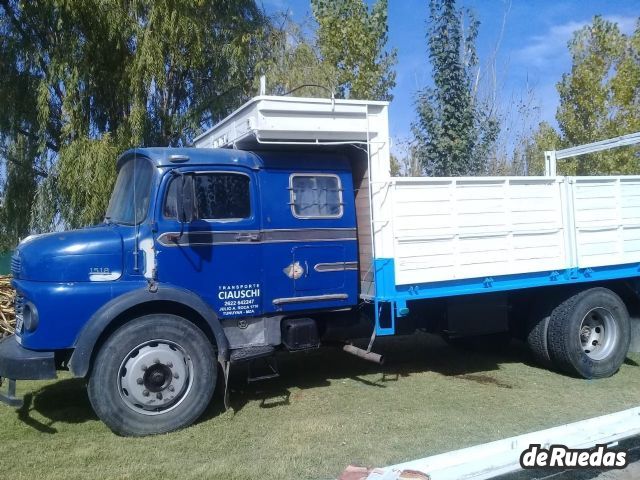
[372,258,640,336]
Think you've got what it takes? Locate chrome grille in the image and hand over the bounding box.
[10,254,21,276]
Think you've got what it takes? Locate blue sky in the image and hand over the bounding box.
[262,0,639,146]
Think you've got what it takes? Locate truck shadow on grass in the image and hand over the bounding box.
[205,333,533,418]
[19,332,633,431]
[16,378,96,433]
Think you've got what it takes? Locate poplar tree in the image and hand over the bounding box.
[412,0,498,176]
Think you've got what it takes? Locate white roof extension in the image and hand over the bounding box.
[192,95,389,150]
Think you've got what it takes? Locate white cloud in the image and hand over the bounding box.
[516,20,587,67]
[515,15,638,68]
[605,14,638,35]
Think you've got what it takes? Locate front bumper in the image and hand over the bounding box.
[0,335,56,407]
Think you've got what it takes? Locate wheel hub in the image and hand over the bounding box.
[118,341,192,415]
[579,307,618,361]
[144,364,172,392]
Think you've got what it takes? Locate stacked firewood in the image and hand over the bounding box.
[0,276,14,336]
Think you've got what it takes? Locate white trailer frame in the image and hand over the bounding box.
[544,131,640,177]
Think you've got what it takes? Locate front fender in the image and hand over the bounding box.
[68,284,229,377]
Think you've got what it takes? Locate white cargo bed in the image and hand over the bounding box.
[385,176,570,285]
[377,176,640,286]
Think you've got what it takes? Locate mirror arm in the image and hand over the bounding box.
[170,170,196,236]
[170,170,186,238]
[188,174,197,221]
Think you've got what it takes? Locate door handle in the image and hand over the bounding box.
[235,232,260,242]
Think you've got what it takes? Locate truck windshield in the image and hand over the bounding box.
[105,157,155,225]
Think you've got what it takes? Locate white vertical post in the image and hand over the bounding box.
[259,75,266,96]
[544,150,557,177]
[367,104,394,260]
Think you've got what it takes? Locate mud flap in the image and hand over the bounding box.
[221,360,230,410]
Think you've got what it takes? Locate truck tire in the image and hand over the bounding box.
[547,288,630,379]
[526,306,552,369]
[88,314,217,436]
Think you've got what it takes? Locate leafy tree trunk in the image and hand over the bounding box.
[0,136,38,250]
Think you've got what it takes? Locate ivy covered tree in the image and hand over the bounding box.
[412,0,499,176]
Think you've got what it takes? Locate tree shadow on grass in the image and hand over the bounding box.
[16,378,96,433]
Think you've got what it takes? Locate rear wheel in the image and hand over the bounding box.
[547,288,630,379]
[88,314,217,436]
[526,303,553,369]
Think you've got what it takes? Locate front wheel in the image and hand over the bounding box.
[88,314,217,436]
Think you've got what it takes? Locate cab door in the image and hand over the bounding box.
[154,167,263,319]
[260,167,359,313]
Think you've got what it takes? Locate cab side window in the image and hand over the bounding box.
[164,172,251,220]
[290,174,343,218]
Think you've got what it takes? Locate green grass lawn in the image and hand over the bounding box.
[1,333,640,479]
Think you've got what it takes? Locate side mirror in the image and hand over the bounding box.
[175,173,197,223]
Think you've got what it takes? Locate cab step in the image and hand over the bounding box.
[247,356,279,383]
[230,346,280,383]
[229,345,275,363]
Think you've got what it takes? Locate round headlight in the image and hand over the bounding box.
[23,302,39,333]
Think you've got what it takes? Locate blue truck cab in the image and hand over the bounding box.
[1,147,363,435]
